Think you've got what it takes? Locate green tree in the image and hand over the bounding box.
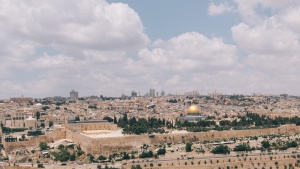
[98,155,107,161]
[212,145,230,154]
[131,165,142,169]
[75,116,80,121]
[123,152,130,160]
[37,163,44,168]
[139,151,153,158]
[185,142,193,152]
[261,140,270,149]
[234,143,251,151]
[36,111,40,120]
[58,144,64,150]
[39,142,48,151]
[21,134,26,141]
[40,122,45,128]
[113,115,117,124]
[49,121,53,127]
[89,154,95,162]
[288,141,298,148]
[103,116,113,122]
[69,153,76,161]
[134,126,147,135]
[157,148,166,155]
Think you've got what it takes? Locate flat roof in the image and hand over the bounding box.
[67,120,109,124]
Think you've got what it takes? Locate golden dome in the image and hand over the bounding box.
[187,105,200,114]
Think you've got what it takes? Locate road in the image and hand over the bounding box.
[0,151,297,168]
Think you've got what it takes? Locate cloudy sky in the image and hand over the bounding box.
[1,0,300,98]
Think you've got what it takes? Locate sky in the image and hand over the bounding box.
[1,0,300,98]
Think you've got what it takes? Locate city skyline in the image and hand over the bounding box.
[1,0,300,99]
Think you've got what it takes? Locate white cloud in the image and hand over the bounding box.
[139,32,239,72]
[231,2,300,95]
[232,18,299,55]
[0,0,149,52]
[137,32,242,94]
[0,0,149,98]
[233,0,300,25]
[208,2,234,16]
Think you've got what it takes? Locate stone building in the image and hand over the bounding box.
[25,116,37,129]
[179,105,207,122]
[67,120,117,132]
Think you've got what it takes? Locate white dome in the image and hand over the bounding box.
[26,116,37,121]
[35,103,42,107]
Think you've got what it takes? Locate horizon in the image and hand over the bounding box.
[1,90,296,100]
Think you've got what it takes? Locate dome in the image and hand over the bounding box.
[26,116,37,121]
[187,105,200,115]
[35,103,42,107]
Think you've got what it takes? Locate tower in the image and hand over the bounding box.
[149,89,155,97]
[70,90,78,99]
[131,91,137,97]
[161,90,165,97]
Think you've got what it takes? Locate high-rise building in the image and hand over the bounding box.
[70,90,78,100]
[131,91,137,97]
[149,89,155,97]
[161,90,165,97]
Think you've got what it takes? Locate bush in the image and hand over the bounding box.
[185,142,193,152]
[212,145,230,154]
[261,140,270,149]
[157,148,166,155]
[234,143,251,151]
[37,163,44,168]
[139,151,153,158]
[39,142,48,151]
[288,141,298,148]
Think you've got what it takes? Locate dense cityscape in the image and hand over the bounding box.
[1,90,300,169]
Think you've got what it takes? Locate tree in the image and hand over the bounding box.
[139,151,153,158]
[37,163,44,168]
[261,140,270,149]
[89,154,95,162]
[288,141,298,148]
[49,121,53,128]
[113,116,117,124]
[157,148,166,155]
[134,126,147,135]
[98,155,107,161]
[69,153,76,161]
[36,111,40,120]
[212,145,230,154]
[75,116,80,121]
[42,106,49,111]
[234,143,251,151]
[103,116,113,123]
[131,165,142,169]
[123,152,130,160]
[40,123,45,128]
[185,142,193,152]
[21,134,26,141]
[58,144,65,150]
[39,142,48,151]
